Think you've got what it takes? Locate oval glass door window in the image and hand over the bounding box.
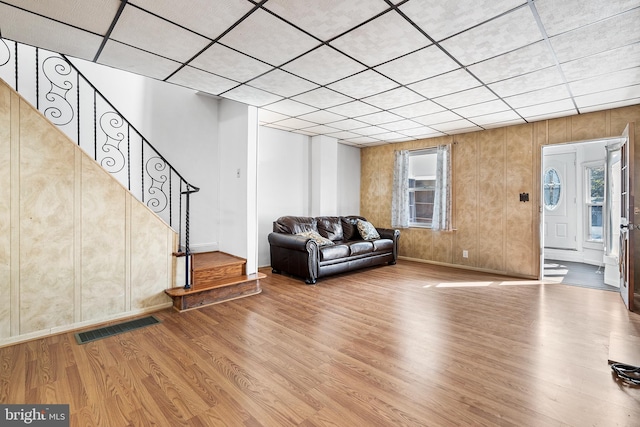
[544,168,561,210]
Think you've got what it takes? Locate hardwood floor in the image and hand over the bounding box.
[2,260,640,426]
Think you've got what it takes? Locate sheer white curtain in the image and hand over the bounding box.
[432,144,451,231]
[391,150,410,228]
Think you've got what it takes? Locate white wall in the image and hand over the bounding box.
[337,143,361,216]
[69,58,220,252]
[311,135,338,216]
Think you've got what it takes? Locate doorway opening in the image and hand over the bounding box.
[541,138,620,292]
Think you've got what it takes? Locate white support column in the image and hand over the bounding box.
[310,135,338,216]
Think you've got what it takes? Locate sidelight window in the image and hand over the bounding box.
[585,164,604,242]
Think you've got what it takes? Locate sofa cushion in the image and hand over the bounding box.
[341,216,365,240]
[275,216,317,234]
[356,219,380,240]
[348,241,374,256]
[320,244,350,261]
[317,216,343,241]
[373,239,393,252]
[296,230,334,247]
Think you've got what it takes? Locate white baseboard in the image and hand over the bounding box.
[189,242,219,253]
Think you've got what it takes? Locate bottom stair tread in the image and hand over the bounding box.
[166,272,266,296]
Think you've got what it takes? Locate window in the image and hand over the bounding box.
[543,168,561,210]
[408,149,437,227]
[586,164,604,241]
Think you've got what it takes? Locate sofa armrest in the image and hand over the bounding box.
[376,228,400,263]
[268,232,312,251]
[268,232,319,284]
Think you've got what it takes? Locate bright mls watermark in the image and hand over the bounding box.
[0,405,69,426]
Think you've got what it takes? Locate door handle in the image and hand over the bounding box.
[621,224,629,229]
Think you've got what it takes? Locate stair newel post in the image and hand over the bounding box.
[184,184,192,290]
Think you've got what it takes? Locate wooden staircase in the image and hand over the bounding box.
[165,252,264,312]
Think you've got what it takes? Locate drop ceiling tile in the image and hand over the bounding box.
[264,0,390,41]
[1,0,121,34]
[298,110,345,125]
[570,67,640,97]
[130,0,253,40]
[535,0,638,37]
[408,69,480,99]
[344,136,382,144]
[248,69,318,97]
[516,99,577,118]
[431,119,481,133]
[258,109,288,123]
[400,126,442,137]
[168,66,238,95]
[574,84,640,109]
[469,110,522,126]
[362,87,426,110]
[282,45,367,85]
[326,100,381,117]
[357,111,404,125]
[263,123,295,132]
[441,6,542,65]
[326,130,362,140]
[387,136,416,143]
[413,110,462,126]
[110,6,210,62]
[467,41,556,84]
[222,84,283,107]
[98,40,182,80]
[327,119,370,131]
[330,11,429,67]
[302,124,342,134]
[0,5,104,60]
[522,109,575,122]
[352,126,392,136]
[370,131,409,141]
[561,43,640,82]
[291,88,354,109]
[327,70,399,99]
[579,97,640,113]
[389,100,446,118]
[550,9,640,63]
[190,44,273,82]
[273,117,317,130]
[434,86,499,110]
[262,99,317,116]
[453,99,511,118]
[380,119,423,132]
[399,0,526,42]
[219,8,319,66]
[503,85,572,109]
[374,45,460,85]
[488,66,565,98]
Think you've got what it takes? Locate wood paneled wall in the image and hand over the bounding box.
[0,80,177,346]
[361,104,640,278]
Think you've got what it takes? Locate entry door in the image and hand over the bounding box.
[543,152,577,250]
[618,124,635,311]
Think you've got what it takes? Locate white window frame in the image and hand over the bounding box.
[408,149,437,228]
[584,161,604,243]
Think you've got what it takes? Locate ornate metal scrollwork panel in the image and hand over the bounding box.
[41,56,74,126]
[99,111,126,173]
[145,156,168,214]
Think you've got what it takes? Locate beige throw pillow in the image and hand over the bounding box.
[356,219,380,240]
[296,230,335,247]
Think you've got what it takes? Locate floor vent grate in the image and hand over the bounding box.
[75,316,160,344]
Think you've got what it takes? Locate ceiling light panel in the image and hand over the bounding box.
[327,70,399,99]
[374,45,460,85]
[408,68,480,99]
[488,66,565,98]
[219,8,320,66]
[330,11,429,67]
[2,0,121,34]
[550,9,640,63]
[467,41,555,84]
[130,0,254,40]
[441,6,542,66]
[362,87,426,110]
[399,0,526,42]
[248,69,318,98]
[110,6,211,62]
[290,88,354,109]
[433,86,499,110]
[0,5,104,61]
[535,0,639,37]
[221,84,283,106]
[190,44,273,82]
[264,0,390,41]
[282,45,366,85]
[98,41,182,80]
[167,66,238,95]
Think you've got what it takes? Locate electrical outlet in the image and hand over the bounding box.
[462,250,468,258]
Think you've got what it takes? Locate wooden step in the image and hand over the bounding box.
[192,252,246,287]
[165,272,265,312]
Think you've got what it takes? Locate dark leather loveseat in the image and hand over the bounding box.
[268,215,400,284]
